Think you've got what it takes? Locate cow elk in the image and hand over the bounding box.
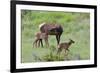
[39,22,63,45]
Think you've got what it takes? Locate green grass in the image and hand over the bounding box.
[21,10,90,63]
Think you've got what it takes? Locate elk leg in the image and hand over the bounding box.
[65,49,70,56]
[58,34,61,44]
[38,40,40,47]
[57,48,62,54]
[56,35,59,45]
[36,39,43,47]
[33,41,35,48]
[33,39,38,48]
[35,39,38,48]
[46,36,49,47]
[44,38,49,47]
[44,34,49,47]
[40,39,43,47]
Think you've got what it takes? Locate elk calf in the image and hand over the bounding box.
[57,39,75,54]
[33,32,49,48]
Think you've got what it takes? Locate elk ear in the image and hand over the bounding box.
[69,39,75,43]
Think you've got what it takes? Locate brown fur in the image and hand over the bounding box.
[57,39,75,54]
[39,22,63,45]
[33,32,49,47]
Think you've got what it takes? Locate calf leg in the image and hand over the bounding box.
[57,48,62,54]
[40,39,43,47]
[38,40,40,47]
[65,48,70,53]
[33,39,38,48]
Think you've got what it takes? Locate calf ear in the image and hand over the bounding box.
[69,39,75,43]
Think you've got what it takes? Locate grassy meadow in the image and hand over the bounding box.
[21,10,90,63]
